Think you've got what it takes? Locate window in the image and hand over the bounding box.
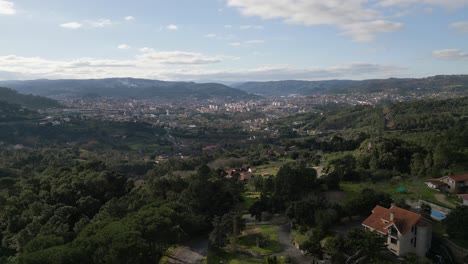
[390,227,398,237]
[391,238,397,244]
[414,237,417,247]
[414,226,417,236]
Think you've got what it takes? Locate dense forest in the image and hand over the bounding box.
[235,75,468,96]
[0,88,61,110]
[0,79,256,100]
[0,97,467,263]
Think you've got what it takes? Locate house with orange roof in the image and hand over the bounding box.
[362,205,432,257]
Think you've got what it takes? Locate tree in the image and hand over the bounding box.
[325,172,340,190]
[323,235,346,263]
[445,206,468,239]
[302,237,323,259]
[345,228,387,263]
[209,216,226,248]
[420,203,431,218]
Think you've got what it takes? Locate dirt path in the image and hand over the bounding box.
[272,224,315,264]
[434,194,456,208]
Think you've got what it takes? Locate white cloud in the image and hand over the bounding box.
[0,53,404,81]
[227,0,378,26]
[377,0,468,8]
[341,20,404,42]
[204,33,217,38]
[240,25,264,30]
[166,24,178,30]
[158,63,404,81]
[64,59,135,68]
[226,0,405,42]
[60,22,82,29]
[449,21,468,33]
[137,48,224,64]
[0,0,15,15]
[117,44,131,49]
[224,24,233,29]
[244,39,264,44]
[229,39,265,47]
[89,19,113,28]
[432,49,468,60]
[124,16,135,21]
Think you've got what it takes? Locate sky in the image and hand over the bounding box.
[0,0,468,82]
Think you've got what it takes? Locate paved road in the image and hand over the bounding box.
[273,224,315,264]
[166,239,208,264]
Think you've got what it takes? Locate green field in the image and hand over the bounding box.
[238,225,282,255]
[242,192,260,213]
[208,224,283,264]
[340,180,455,208]
[207,248,264,264]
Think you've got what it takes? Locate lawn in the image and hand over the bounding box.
[238,225,282,255]
[291,229,308,246]
[255,162,281,176]
[255,158,296,177]
[207,248,264,264]
[340,180,452,208]
[242,192,260,213]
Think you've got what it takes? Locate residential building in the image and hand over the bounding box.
[439,173,468,193]
[362,205,432,257]
[424,179,448,192]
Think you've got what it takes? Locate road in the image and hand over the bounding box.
[166,239,208,264]
[273,224,315,264]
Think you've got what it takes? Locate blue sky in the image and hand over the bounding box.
[0,0,467,81]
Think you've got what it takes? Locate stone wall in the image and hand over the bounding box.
[419,199,452,214]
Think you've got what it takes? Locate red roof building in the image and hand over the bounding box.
[362,205,432,257]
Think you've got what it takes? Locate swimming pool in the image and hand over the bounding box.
[431,210,447,220]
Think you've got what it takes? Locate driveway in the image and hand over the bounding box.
[273,224,315,264]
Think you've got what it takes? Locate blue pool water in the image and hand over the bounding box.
[431,210,447,220]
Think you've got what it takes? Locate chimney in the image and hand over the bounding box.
[390,211,395,221]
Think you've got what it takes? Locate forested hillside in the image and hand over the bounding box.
[235,75,468,96]
[0,87,61,110]
[0,102,42,122]
[0,97,467,263]
[0,79,257,100]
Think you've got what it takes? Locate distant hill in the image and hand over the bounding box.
[0,78,257,100]
[234,75,468,96]
[284,96,468,132]
[0,87,62,110]
[0,101,42,122]
[233,80,357,96]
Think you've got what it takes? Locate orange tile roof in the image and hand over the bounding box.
[448,173,468,182]
[362,205,423,235]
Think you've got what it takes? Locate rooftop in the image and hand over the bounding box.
[447,173,468,182]
[362,205,426,235]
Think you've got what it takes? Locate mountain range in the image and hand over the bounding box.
[0,78,256,100]
[1,75,467,101]
[233,75,468,96]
